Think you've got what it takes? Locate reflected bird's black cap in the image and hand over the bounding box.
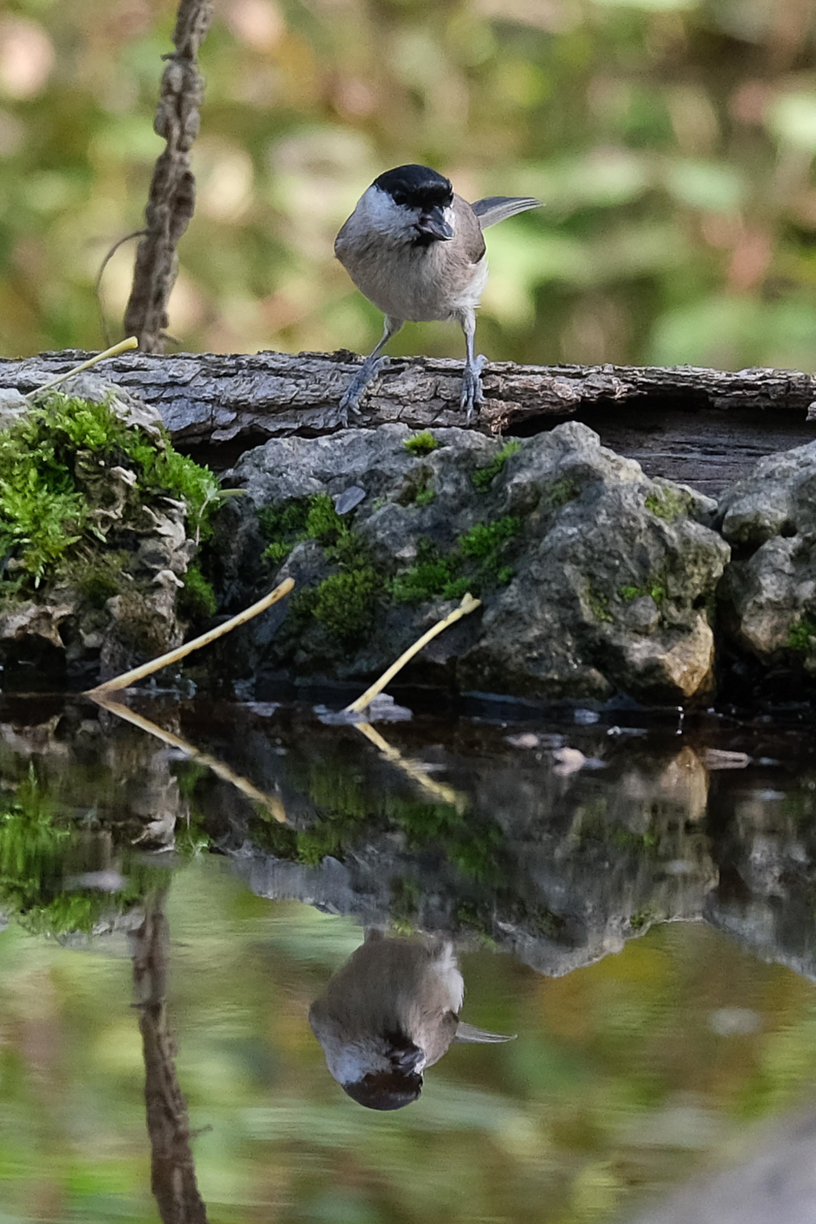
[374,164,453,210]
[342,1069,423,1111]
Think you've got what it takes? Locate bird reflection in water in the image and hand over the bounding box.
[309,930,515,1110]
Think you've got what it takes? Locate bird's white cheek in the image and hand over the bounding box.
[443,204,456,234]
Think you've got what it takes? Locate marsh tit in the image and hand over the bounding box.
[334,164,540,425]
[309,930,515,1111]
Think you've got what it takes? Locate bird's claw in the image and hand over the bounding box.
[460,354,486,423]
[337,356,390,427]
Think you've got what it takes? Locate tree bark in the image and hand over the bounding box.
[2,349,815,493]
[123,0,214,352]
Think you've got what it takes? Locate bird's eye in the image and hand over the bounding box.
[392,191,407,206]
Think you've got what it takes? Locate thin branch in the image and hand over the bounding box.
[124,0,214,352]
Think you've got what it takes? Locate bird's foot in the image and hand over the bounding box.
[460,354,486,423]
[337,356,390,426]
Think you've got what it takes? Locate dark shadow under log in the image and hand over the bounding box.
[2,349,815,493]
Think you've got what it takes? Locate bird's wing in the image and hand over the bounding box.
[471,196,541,229]
[455,1021,517,1043]
[453,195,487,264]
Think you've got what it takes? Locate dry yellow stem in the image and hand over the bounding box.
[344,592,481,715]
[354,720,467,812]
[85,577,295,696]
[29,337,139,398]
[91,694,287,822]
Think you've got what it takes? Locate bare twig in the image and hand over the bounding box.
[124,0,214,352]
[345,593,481,714]
[95,231,147,346]
[26,337,139,400]
[85,577,295,696]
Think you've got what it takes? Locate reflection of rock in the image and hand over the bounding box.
[704,781,816,984]
[228,730,719,979]
[718,440,816,675]
[627,1102,816,1224]
[227,422,729,704]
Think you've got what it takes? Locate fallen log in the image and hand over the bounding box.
[1,348,815,493]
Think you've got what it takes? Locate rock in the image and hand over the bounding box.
[0,381,199,688]
[227,422,730,705]
[718,440,816,676]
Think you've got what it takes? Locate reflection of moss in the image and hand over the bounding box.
[403,431,439,456]
[391,877,421,929]
[0,768,159,935]
[251,751,507,883]
[472,440,522,492]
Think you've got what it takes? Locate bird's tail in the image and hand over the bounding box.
[471,196,541,228]
[456,1022,517,1043]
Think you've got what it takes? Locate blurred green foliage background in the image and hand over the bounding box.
[1,0,816,369]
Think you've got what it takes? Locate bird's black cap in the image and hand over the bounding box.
[374,164,453,210]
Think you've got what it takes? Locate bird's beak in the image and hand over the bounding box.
[393,1043,424,1073]
[416,205,454,241]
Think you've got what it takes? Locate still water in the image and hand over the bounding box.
[2,693,816,1223]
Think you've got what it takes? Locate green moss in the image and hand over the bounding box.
[313,568,379,640]
[459,516,521,557]
[75,550,130,608]
[305,493,346,542]
[403,430,440,456]
[644,486,690,523]
[586,585,613,623]
[262,539,292,564]
[177,565,217,621]
[260,494,356,570]
[0,392,219,589]
[392,557,454,603]
[546,477,580,509]
[392,518,520,604]
[788,617,816,653]
[414,486,435,506]
[472,439,522,492]
[619,581,667,605]
[258,500,310,542]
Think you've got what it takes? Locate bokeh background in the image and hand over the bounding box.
[1,0,816,370]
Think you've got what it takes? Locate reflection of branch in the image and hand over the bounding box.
[92,694,287,822]
[132,886,209,1223]
[353,721,467,813]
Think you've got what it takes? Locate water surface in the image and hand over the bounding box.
[2,694,816,1223]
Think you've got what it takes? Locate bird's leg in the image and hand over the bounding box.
[459,309,485,423]
[338,316,403,426]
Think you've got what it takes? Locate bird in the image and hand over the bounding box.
[308,930,515,1111]
[334,164,540,425]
